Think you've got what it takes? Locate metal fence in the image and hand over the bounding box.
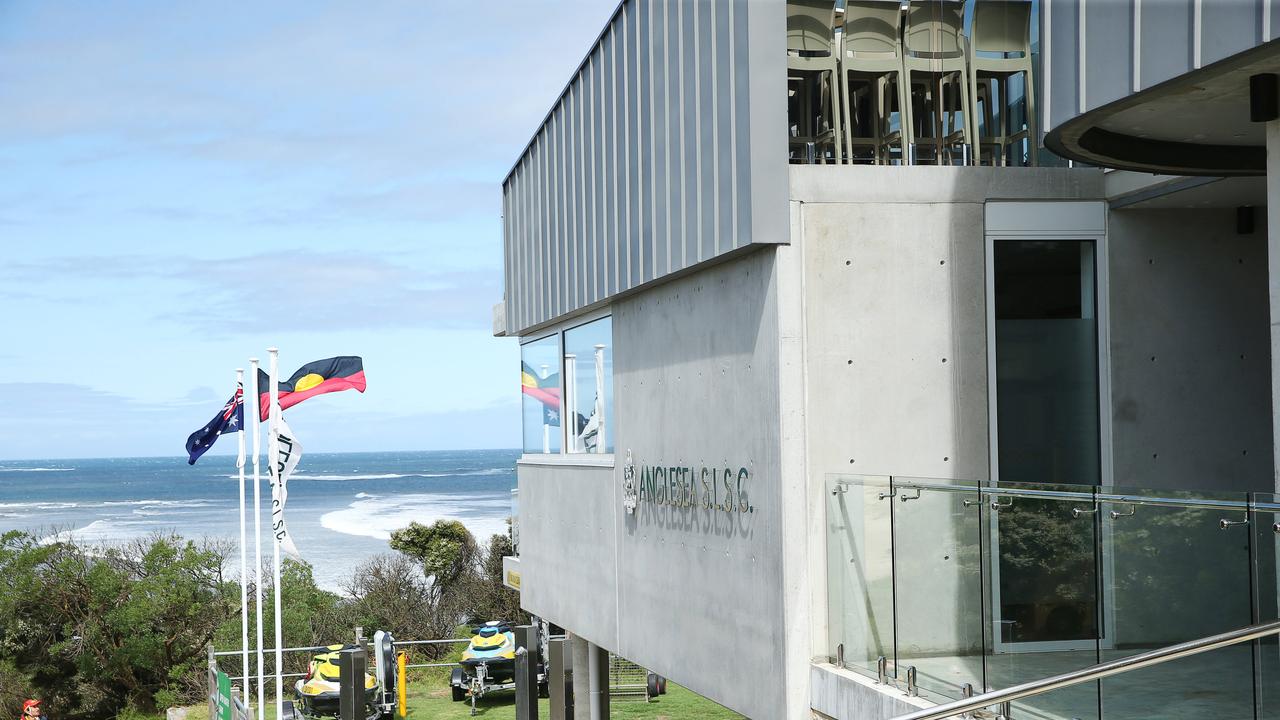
[206,632,473,706]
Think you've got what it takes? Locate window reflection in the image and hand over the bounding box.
[563,317,614,455]
[520,335,562,454]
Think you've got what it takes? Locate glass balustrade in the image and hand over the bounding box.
[826,475,1280,720]
[1253,492,1280,720]
[892,479,984,703]
[827,474,897,680]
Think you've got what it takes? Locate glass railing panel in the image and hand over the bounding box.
[892,478,985,702]
[982,481,1101,720]
[1254,492,1280,720]
[827,474,897,680]
[1100,486,1255,720]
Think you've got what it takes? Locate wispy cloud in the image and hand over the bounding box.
[3,250,500,333]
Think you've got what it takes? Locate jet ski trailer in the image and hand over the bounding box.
[450,621,547,716]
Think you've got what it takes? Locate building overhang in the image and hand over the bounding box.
[1046,40,1280,177]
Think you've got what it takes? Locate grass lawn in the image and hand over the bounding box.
[402,667,744,720]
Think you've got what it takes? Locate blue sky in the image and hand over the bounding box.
[0,1,616,459]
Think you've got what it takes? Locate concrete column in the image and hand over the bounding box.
[1270,119,1280,490]
[548,636,572,720]
[570,635,591,720]
[514,625,540,720]
[587,643,610,720]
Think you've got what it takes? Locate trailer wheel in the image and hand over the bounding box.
[451,669,467,702]
[656,675,668,695]
[646,673,660,698]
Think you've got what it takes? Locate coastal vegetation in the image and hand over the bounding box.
[0,520,520,720]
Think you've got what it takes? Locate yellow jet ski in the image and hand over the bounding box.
[294,644,381,720]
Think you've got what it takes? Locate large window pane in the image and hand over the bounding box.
[521,335,562,454]
[993,239,1100,486]
[563,316,613,454]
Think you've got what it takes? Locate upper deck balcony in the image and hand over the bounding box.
[496,0,1273,338]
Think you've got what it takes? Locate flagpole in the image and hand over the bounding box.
[235,369,250,711]
[268,347,283,720]
[249,357,265,720]
[540,364,550,454]
[594,344,607,453]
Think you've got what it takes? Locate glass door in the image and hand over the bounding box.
[988,238,1105,655]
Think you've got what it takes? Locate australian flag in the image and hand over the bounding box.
[544,404,589,436]
[185,386,244,465]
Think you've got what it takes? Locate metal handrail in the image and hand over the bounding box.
[889,618,1280,720]
[836,477,1280,512]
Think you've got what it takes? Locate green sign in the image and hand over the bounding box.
[215,670,233,720]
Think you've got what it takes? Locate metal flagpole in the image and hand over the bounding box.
[593,345,606,453]
[235,369,250,711]
[267,347,283,720]
[249,358,265,720]
[540,364,550,453]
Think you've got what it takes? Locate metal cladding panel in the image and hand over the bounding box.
[1083,0,1132,109]
[1139,0,1193,90]
[1201,0,1262,67]
[1044,0,1269,137]
[1047,0,1081,131]
[500,0,786,335]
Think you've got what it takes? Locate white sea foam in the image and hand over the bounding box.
[0,499,219,511]
[39,519,156,545]
[0,467,74,473]
[0,501,79,510]
[234,468,511,482]
[354,492,377,499]
[319,493,510,542]
[290,473,409,481]
[417,468,509,478]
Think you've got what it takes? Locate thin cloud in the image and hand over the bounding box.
[2,250,501,334]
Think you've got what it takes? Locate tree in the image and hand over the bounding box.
[387,521,526,628]
[388,520,477,602]
[342,554,453,657]
[0,531,237,718]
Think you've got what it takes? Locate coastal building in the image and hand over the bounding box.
[495,1,1279,718]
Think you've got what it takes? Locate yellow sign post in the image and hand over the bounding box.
[396,652,407,718]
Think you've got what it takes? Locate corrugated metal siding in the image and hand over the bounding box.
[1046,0,1269,134]
[502,0,786,335]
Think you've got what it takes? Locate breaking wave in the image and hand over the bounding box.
[319,492,510,541]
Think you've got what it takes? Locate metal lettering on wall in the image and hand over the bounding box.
[622,450,753,515]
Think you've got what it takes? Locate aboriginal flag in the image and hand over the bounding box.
[258,356,366,420]
[521,362,560,409]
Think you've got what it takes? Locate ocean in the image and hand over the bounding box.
[0,449,519,592]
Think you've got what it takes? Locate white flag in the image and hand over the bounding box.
[268,417,303,561]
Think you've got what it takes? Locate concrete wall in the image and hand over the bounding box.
[1107,209,1273,492]
[1104,207,1272,648]
[810,663,932,720]
[611,247,807,720]
[519,246,805,720]
[794,166,1106,672]
[516,461,619,648]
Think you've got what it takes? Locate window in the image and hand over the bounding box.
[563,316,613,454]
[520,334,562,454]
